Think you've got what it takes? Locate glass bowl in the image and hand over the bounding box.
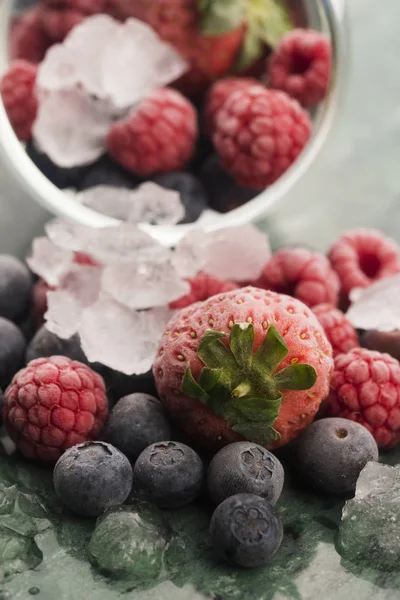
[0,0,348,247]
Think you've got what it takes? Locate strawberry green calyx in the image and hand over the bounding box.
[198,0,246,36]
[181,323,317,446]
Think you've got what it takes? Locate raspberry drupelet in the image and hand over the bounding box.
[326,348,400,449]
[4,356,109,462]
[0,60,38,141]
[268,28,332,108]
[313,303,359,356]
[328,229,400,298]
[107,88,198,177]
[253,247,340,308]
[213,85,311,189]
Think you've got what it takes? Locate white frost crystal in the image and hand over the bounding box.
[338,461,400,569]
[27,237,73,286]
[347,274,400,332]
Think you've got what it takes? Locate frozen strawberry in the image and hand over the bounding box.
[268,28,332,107]
[170,272,239,310]
[154,287,333,454]
[328,229,400,298]
[107,88,198,177]
[4,356,109,462]
[326,348,400,449]
[0,60,38,141]
[313,303,359,356]
[9,8,51,64]
[253,247,340,308]
[115,0,292,96]
[213,85,311,189]
[204,77,261,136]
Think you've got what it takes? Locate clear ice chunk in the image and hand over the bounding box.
[347,274,400,332]
[76,186,133,220]
[102,255,190,309]
[128,182,185,225]
[338,461,400,569]
[36,44,79,92]
[102,18,188,110]
[33,88,112,168]
[45,264,102,339]
[172,230,209,279]
[79,299,172,374]
[27,237,74,286]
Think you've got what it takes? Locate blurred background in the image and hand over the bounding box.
[0,0,398,256]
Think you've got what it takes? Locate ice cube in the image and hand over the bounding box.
[172,229,209,279]
[338,462,400,569]
[33,88,112,168]
[27,237,74,286]
[128,182,185,225]
[36,44,79,92]
[102,18,188,110]
[45,264,102,339]
[45,219,97,254]
[79,299,172,374]
[347,274,400,332]
[76,186,133,220]
[102,255,190,309]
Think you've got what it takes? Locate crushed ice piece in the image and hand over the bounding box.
[128,183,185,225]
[338,462,400,569]
[76,186,133,220]
[27,237,74,286]
[102,18,188,110]
[79,299,172,374]
[45,219,97,253]
[1,436,16,456]
[36,44,79,92]
[33,88,112,168]
[347,274,400,332]
[172,230,209,279]
[45,264,102,339]
[102,256,190,310]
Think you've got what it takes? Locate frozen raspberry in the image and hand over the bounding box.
[170,272,239,310]
[0,60,38,141]
[39,0,108,41]
[313,303,359,356]
[326,348,400,449]
[9,8,51,64]
[328,229,400,297]
[107,88,198,177]
[204,77,261,136]
[4,356,109,462]
[268,28,332,108]
[253,247,340,308]
[213,86,311,189]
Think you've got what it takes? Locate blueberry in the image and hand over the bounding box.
[295,418,379,495]
[103,394,171,462]
[207,442,284,506]
[53,442,133,517]
[106,369,158,404]
[199,155,258,213]
[0,255,32,322]
[361,330,400,361]
[153,172,208,224]
[26,141,91,189]
[78,154,142,191]
[26,326,88,364]
[209,493,283,568]
[0,318,26,388]
[133,441,204,508]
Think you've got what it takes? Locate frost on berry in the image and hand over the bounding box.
[79,299,172,374]
[347,274,400,332]
[33,88,112,168]
[46,264,102,338]
[27,237,74,286]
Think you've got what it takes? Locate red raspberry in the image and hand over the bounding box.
[268,28,332,108]
[4,356,109,462]
[313,303,359,357]
[107,88,198,177]
[213,86,311,189]
[326,348,400,449]
[328,229,400,297]
[9,8,51,64]
[204,77,261,136]
[253,247,340,308]
[170,272,239,310]
[39,0,108,42]
[0,60,38,142]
